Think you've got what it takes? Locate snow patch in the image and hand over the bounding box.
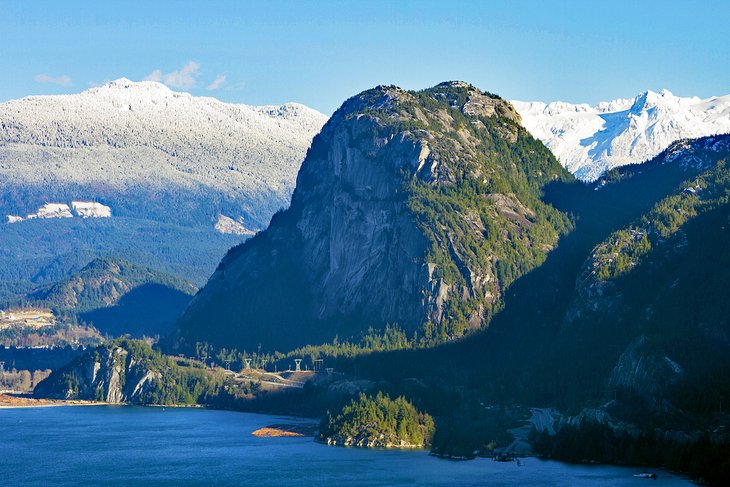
[72,201,111,218]
[6,201,111,223]
[214,214,256,236]
[27,203,73,220]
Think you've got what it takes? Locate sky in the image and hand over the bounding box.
[1,0,728,114]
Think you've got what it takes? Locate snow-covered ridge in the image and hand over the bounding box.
[7,201,111,223]
[512,89,730,181]
[0,78,328,201]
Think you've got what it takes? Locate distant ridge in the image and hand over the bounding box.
[512,89,730,180]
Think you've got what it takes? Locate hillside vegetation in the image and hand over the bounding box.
[318,392,435,448]
[4,257,197,338]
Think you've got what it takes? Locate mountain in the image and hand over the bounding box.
[0,78,327,221]
[512,89,730,181]
[0,79,327,296]
[171,79,729,417]
[23,256,197,337]
[173,81,573,353]
[319,133,730,476]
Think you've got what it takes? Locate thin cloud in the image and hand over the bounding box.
[34,74,72,86]
[206,74,226,91]
[144,70,163,83]
[145,61,200,89]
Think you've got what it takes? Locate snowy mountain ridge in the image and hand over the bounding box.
[0,78,327,202]
[0,79,328,291]
[512,89,730,181]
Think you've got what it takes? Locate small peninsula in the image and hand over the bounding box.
[318,392,435,449]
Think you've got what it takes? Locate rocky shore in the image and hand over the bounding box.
[0,393,104,408]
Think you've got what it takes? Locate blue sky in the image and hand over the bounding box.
[1,0,728,114]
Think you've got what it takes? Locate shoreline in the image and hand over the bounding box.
[0,395,317,418]
[0,394,112,409]
[0,396,699,482]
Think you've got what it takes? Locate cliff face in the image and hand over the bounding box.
[34,339,223,405]
[34,342,161,403]
[175,82,571,352]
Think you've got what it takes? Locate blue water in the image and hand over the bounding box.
[0,406,691,486]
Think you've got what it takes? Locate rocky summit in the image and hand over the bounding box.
[174,82,573,352]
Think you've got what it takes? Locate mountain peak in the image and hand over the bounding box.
[512,88,730,180]
[630,89,678,112]
[105,77,136,87]
[88,78,175,96]
[337,81,517,126]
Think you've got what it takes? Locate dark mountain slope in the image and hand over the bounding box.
[174,82,573,352]
[346,134,730,411]
[22,257,197,337]
[0,215,242,308]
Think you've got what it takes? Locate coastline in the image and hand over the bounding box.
[0,394,218,410]
[0,395,697,483]
[0,393,111,409]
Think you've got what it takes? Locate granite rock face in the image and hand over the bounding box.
[175,82,570,352]
[34,344,162,403]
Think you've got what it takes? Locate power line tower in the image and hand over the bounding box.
[244,358,252,370]
[314,359,323,372]
[294,359,302,372]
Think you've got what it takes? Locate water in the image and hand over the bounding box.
[0,406,691,486]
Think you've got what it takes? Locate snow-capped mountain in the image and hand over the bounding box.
[512,89,730,181]
[0,78,328,218]
[0,79,328,291]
